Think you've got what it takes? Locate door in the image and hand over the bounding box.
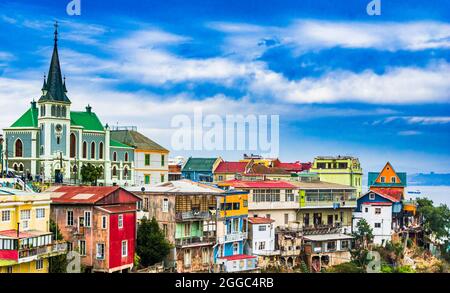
[313,213,322,226]
[327,215,333,225]
[55,169,61,183]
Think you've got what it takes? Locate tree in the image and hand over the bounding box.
[49,219,68,273]
[136,217,171,267]
[80,163,103,185]
[353,219,374,249]
[326,262,364,273]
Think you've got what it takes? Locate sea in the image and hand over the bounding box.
[405,186,450,207]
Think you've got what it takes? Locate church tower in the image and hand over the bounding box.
[37,22,72,181]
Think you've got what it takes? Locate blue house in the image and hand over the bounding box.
[181,157,220,182]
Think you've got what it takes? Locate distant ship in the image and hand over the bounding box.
[407,190,422,195]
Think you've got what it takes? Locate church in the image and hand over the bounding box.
[1,24,169,186]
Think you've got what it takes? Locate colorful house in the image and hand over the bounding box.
[353,190,401,245]
[47,186,140,273]
[181,157,222,182]
[310,156,363,196]
[111,128,169,186]
[214,190,257,272]
[368,162,407,201]
[218,179,299,229]
[130,180,223,272]
[0,188,66,273]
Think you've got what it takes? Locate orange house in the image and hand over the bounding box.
[367,162,407,201]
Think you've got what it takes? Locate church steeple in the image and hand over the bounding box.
[38,21,71,104]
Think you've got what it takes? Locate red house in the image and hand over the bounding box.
[47,186,140,273]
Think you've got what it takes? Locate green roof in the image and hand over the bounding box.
[368,172,407,188]
[110,130,168,152]
[10,107,38,128]
[70,111,104,131]
[110,139,134,149]
[182,158,218,172]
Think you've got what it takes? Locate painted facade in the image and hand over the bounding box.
[310,156,363,196]
[47,186,140,273]
[368,162,407,201]
[0,188,66,273]
[182,157,222,182]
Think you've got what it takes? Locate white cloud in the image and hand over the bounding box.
[376,116,450,125]
[398,130,422,136]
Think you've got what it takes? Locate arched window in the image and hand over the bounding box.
[40,105,46,117]
[70,133,76,158]
[56,105,61,117]
[124,152,129,162]
[19,163,24,172]
[61,106,66,117]
[51,105,56,116]
[13,164,18,171]
[90,142,96,159]
[123,167,129,179]
[15,139,23,157]
[82,142,87,158]
[112,166,117,177]
[99,142,104,159]
[113,152,117,161]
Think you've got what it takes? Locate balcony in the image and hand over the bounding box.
[176,211,211,221]
[18,241,68,263]
[301,195,357,209]
[175,235,215,247]
[217,232,247,244]
[249,201,299,210]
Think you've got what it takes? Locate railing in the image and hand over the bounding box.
[175,235,215,247]
[176,211,211,221]
[302,196,357,208]
[18,241,67,259]
[217,232,247,244]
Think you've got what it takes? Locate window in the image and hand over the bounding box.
[56,137,60,145]
[285,190,294,202]
[375,208,381,215]
[184,249,191,268]
[96,243,105,260]
[6,266,13,273]
[113,152,117,161]
[20,210,31,220]
[99,142,104,159]
[258,225,267,232]
[184,223,191,237]
[341,240,349,250]
[36,259,44,270]
[15,139,23,157]
[123,167,129,179]
[326,241,336,251]
[161,155,165,167]
[121,240,128,257]
[162,198,169,213]
[163,224,168,237]
[1,210,11,222]
[67,211,74,226]
[317,162,326,169]
[232,242,239,255]
[84,211,91,227]
[284,213,289,225]
[51,105,56,116]
[90,142,96,159]
[144,175,150,184]
[118,214,123,229]
[102,216,107,229]
[380,176,386,183]
[79,240,86,256]
[70,133,76,158]
[369,193,376,200]
[391,176,396,183]
[56,105,61,117]
[144,198,149,210]
[160,174,165,183]
[258,241,266,250]
[67,242,73,252]
[365,207,369,213]
[375,223,381,228]
[36,208,45,219]
[40,105,46,117]
[61,106,66,117]
[144,154,150,166]
[202,247,209,264]
[218,175,224,181]
[124,152,129,162]
[82,142,87,158]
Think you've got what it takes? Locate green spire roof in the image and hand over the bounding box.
[38,22,71,104]
[10,106,38,128]
[70,111,104,131]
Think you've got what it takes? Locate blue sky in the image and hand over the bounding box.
[0,0,449,173]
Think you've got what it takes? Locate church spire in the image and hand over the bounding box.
[38,21,71,104]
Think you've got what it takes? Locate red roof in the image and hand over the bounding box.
[0,229,51,239]
[221,179,297,189]
[246,217,275,224]
[48,186,125,204]
[96,204,137,214]
[274,161,312,172]
[219,254,256,261]
[169,165,182,173]
[215,161,248,173]
[374,190,401,202]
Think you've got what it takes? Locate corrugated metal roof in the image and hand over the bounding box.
[110,130,168,152]
[46,186,121,204]
[182,157,218,172]
[221,179,298,189]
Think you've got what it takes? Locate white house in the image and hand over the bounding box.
[246,217,276,255]
[353,191,399,245]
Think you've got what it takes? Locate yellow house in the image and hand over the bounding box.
[0,187,66,273]
[310,156,363,196]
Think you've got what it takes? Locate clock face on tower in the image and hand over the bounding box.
[55,124,63,133]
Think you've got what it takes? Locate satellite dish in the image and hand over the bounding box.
[141,187,145,192]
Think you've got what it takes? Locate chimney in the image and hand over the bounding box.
[31,100,37,109]
[86,104,92,113]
